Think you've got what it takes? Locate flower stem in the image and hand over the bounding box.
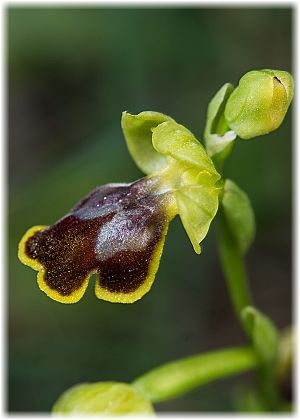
[217,210,253,331]
[217,210,280,411]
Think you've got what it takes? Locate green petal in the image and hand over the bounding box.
[121,110,174,174]
[176,184,219,254]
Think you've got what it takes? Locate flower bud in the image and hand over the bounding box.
[224,69,293,139]
[276,327,294,402]
[52,382,154,415]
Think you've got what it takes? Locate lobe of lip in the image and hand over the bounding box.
[18,177,174,304]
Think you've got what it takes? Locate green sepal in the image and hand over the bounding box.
[52,381,154,415]
[121,110,174,174]
[221,179,255,255]
[204,82,236,161]
[242,306,279,363]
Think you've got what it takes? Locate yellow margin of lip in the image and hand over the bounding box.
[19,220,170,305]
[18,225,90,304]
[95,224,169,304]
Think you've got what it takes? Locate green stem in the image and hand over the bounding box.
[132,346,259,403]
[217,210,280,411]
[257,363,280,411]
[217,210,253,331]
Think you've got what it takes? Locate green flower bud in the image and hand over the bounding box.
[224,69,294,139]
[276,327,294,402]
[52,382,154,415]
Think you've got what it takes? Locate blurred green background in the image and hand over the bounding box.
[8,7,292,413]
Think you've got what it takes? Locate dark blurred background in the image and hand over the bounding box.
[8,7,293,413]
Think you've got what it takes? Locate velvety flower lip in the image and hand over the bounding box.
[18,176,177,304]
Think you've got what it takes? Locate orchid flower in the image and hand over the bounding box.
[18,112,221,303]
[18,69,293,305]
